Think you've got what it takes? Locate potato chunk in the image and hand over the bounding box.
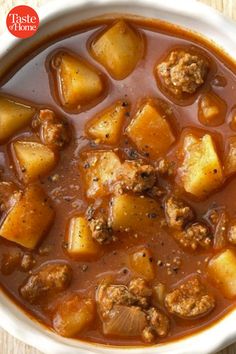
[79,150,121,198]
[198,92,226,126]
[110,194,160,233]
[52,52,104,111]
[179,133,223,198]
[130,248,155,281]
[86,100,128,144]
[224,137,236,176]
[91,20,144,79]
[0,96,35,143]
[0,185,54,249]
[66,216,101,258]
[12,141,56,183]
[126,101,175,159]
[208,249,236,299]
[53,295,95,337]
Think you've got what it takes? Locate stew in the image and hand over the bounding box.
[0,14,236,346]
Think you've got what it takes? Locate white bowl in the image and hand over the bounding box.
[0,0,236,353]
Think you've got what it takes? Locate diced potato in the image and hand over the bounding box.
[198,92,226,126]
[224,137,236,176]
[179,133,223,198]
[0,96,35,143]
[52,52,104,110]
[208,249,236,299]
[79,150,121,198]
[53,295,95,337]
[130,248,155,281]
[110,194,160,233]
[152,282,166,306]
[86,100,128,144]
[0,185,54,249]
[126,101,175,159]
[91,20,144,80]
[66,216,100,258]
[12,141,56,183]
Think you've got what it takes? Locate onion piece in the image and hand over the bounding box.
[103,305,147,336]
[213,210,228,250]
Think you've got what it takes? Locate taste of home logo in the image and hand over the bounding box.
[6,5,39,39]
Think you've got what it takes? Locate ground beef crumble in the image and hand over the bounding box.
[143,307,170,342]
[20,263,72,304]
[34,109,70,149]
[228,224,236,244]
[89,216,115,244]
[157,50,209,97]
[165,277,215,319]
[129,278,152,298]
[156,159,175,176]
[21,253,36,272]
[96,278,170,342]
[1,250,36,275]
[165,196,195,230]
[115,160,156,193]
[174,222,212,250]
[1,250,22,275]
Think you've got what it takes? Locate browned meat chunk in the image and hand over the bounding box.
[21,253,36,272]
[20,263,72,304]
[36,109,70,149]
[165,196,194,230]
[165,277,215,319]
[148,186,166,199]
[157,50,208,97]
[97,279,151,318]
[129,278,152,308]
[89,216,114,244]
[174,222,212,250]
[97,283,137,318]
[115,161,156,193]
[1,250,36,275]
[97,278,169,342]
[228,224,236,244]
[1,250,22,275]
[156,159,175,176]
[142,307,170,342]
[129,278,152,298]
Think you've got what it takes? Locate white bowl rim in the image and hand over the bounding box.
[0,0,236,353]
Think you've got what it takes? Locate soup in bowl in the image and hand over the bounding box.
[0,1,236,353]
